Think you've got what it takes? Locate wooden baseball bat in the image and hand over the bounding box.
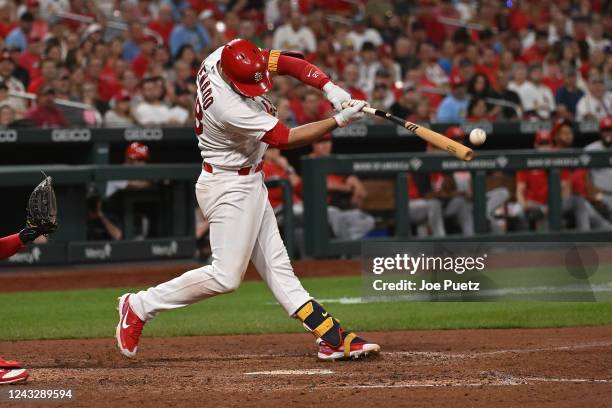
[343,102,474,161]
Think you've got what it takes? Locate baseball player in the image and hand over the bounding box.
[116,38,380,361]
[0,177,57,384]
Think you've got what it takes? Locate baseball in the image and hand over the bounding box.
[469,128,487,145]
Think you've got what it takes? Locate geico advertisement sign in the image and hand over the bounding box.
[51,129,91,142]
[124,128,163,141]
[0,129,17,142]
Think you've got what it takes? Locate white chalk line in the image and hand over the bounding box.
[338,376,612,390]
[388,341,612,359]
[245,369,333,376]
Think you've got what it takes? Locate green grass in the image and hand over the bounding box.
[1,276,611,341]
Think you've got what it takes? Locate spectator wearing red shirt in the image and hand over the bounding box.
[294,90,332,126]
[520,30,550,64]
[27,58,56,94]
[26,86,67,128]
[86,57,121,103]
[131,35,157,79]
[17,33,43,81]
[474,48,500,89]
[404,64,442,110]
[340,63,368,101]
[542,61,564,95]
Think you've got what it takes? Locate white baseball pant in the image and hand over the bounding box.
[130,169,312,321]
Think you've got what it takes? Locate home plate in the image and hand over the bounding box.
[245,369,334,376]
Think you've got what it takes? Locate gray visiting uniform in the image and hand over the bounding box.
[524,196,610,231]
[585,140,612,218]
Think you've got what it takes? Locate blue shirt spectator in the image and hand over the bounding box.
[5,28,27,51]
[162,0,190,21]
[555,66,584,116]
[169,9,210,57]
[556,86,583,116]
[436,96,469,123]
[436,74,469,123]
[122,40,141,62]
[5,12,34,51]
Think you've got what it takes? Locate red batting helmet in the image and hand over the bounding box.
[600,117,612,131]
[445,126,464,140]
[534,130,552,146]
[125,142,150,161]
[220,38,272,97]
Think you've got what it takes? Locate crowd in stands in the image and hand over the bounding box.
[0,0,607,129]
[0,0,610,253]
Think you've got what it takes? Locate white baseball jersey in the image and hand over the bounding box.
[195,46,278,169]
[129,45,312,326]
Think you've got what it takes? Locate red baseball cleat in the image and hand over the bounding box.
[0,358,28,385]
[115,294,145,358]
[316,332,381,361]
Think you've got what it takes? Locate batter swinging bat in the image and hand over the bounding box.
[343,102,474,161]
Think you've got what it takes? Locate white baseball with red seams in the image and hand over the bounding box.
[128,47,312,321]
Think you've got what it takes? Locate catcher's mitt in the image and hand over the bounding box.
[20,175,58,243]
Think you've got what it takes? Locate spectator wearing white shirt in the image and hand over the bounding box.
[508,63,555,119]
[0,51,26,115]
[576,70,612,121]
[272,11,316,54]
[356,41,382,96]
[528,65,556,119]
[346,15,383,52]
[586,22,610,52]
[133,77,172,126]
[104,90,136,128]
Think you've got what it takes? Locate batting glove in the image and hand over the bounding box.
[323,82,351,111]
[333,100,367,128]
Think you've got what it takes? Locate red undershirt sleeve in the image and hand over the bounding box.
[261,120,291,149]
[266,50,330,90]
[0,233,24,260]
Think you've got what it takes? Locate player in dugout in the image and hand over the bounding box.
[115,38,381,361]
[0,177,57,384]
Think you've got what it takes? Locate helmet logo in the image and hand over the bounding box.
[254,71,263,82]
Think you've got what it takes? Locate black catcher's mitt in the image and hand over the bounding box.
[20,176,58,243]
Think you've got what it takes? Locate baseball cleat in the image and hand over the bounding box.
[0,358,28,385]
[316,333,381,361]
[115,294,145,358]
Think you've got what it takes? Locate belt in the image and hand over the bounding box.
[203,161,263,175]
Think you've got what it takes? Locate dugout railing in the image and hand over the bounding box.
[301,150,612,258]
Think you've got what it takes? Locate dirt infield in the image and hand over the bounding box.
[1,259,611,406]
[1,326,611,407]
